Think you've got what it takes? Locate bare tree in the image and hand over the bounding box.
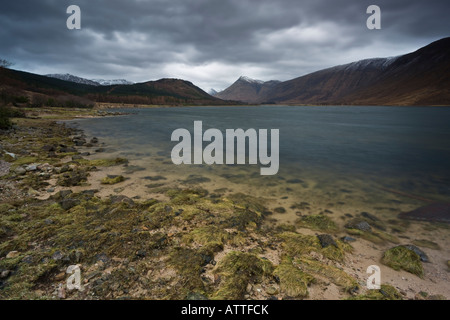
[0,59,13,68]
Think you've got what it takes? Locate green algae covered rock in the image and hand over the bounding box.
[382,245,424,278]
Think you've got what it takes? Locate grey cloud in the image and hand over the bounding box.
[0,0,449,91]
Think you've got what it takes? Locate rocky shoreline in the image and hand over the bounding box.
[0,114,448,300]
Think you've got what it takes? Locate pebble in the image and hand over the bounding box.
[52,251,65,261]
[4,152,17,159]
[25,164,38,172]
[6,251,20,259]
[341,236,357,243]
[54,272,66,281]
[58,284,66,299]
[59,165,70,173]
[345,219,372,232]
[22,256,33,264]
[266,286,278,295]
[14,166,26,175]
[0,270,11,279]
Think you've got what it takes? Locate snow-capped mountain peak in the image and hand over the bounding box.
[45,73,134,86]
[238,76,265,84]
[208,88,218,96]
[340,56,400,72]
[91,79,134,86]
[45,73,100,86]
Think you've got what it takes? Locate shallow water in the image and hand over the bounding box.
[66,105,450,225]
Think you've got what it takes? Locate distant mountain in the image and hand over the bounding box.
[208,88,218,96]
[91,79,134,86]
[215,76,281,103]
[260,37,450,105]
[45,73,101,86]
[1,69,235,106]
[46,74,134,86]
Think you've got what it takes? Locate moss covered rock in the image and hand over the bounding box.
[296,214,337,232]
[274,258,315,298]
[295,257,358,293]
[101,175,125,185]
[349,284,403,300]
[213,251,273,300]
[382,246,424,278]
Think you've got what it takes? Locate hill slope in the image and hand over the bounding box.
[262,37,450,105]
[216,38,450,106]
[0,68,233,106]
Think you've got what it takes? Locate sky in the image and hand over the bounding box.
[1,0,449,91]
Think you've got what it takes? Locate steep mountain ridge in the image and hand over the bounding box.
[215,76,281,103]
[218,38,450,106]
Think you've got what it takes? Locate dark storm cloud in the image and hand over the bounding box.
[1,0,449,90]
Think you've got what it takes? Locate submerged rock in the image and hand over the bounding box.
[360,212,379,221]
[398,203,450,224]
[274,207,286,214]
[345,219,372,232]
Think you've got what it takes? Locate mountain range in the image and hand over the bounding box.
[1,37,449,107]
[46,73,134,86]
[216,37,450,106]
[0,69,233,107]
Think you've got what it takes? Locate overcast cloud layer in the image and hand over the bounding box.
[1,0,449,91]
